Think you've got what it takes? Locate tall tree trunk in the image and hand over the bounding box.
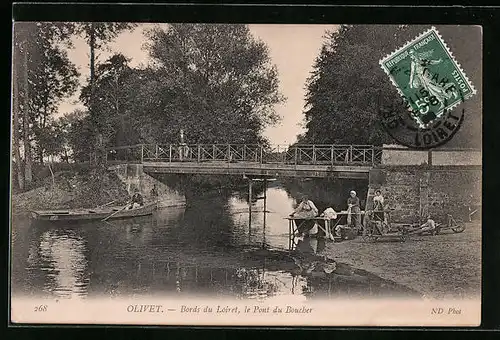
[88,23,104,166]
[115,77,126,146]
[89,23,96,132]
[38,148,44,165]
[89,23,96,97]
[22,42,33,188]
[12,44,24,191]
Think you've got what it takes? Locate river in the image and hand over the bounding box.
[11,180,420,301]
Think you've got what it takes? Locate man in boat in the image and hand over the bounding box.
[150,184,159,198]
[289,196,319,237]
[129,188,144,209]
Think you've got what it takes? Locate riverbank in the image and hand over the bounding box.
[11,168,130,215]
[324,222,481,299]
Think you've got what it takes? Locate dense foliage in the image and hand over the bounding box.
[12,22,79,189]
[12,23,481,191]
[301,25,481,148]
[142,24,284,145]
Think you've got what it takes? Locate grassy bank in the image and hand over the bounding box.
[11,167,130,214]
[324,222,481,299]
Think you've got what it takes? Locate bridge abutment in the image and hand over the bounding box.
[109,164,186,207]
[367,166,481,223]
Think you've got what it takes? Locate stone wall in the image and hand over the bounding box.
[427,169,481,219]
[381,145,481,166]
[367,166,481,224]
[109,164,186,208]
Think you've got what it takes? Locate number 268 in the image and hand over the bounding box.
[34,305,48,312]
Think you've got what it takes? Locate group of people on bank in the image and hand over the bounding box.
[289,189,436,237]
[289,190,370,237]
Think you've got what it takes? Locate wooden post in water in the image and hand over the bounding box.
[262,178,267,248]
[331,146,334,166]
[248,179,253,235]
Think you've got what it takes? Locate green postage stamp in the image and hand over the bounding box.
[379,27,476,128]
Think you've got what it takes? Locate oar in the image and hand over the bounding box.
[97,200,115,209]
[101,202,129,222]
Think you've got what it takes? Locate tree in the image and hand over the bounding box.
[302,25,425,145]
[12,34,23,190]
[30,42,79,164]
[61,110,95,163]
[80,53,142,147]
[74,23,137,151]
[302,25,481,148]
[144,24,285,144]
[38,120,66,161]
[12,22,77,189]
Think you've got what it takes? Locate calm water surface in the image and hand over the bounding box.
[11,183,418,300]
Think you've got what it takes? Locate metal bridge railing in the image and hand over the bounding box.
[102,144,384,166]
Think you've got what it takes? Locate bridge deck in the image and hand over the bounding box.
[142,161,371,179]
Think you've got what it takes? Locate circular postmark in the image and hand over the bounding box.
[380,88,466,149]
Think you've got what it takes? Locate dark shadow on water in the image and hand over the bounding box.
[12,182,419,300]
[15,216,420,300]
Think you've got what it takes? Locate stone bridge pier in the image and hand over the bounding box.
[366,166,481,223]
[364,148,481,223]
[108,164,186,208]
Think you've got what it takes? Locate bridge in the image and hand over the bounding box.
[94,143,480,237]
[98,144,383,179]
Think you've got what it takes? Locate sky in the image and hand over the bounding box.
[58,24,339,146]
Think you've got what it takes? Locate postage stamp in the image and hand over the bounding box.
[379,26,476,129]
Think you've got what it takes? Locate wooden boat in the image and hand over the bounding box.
[30,201,158,222]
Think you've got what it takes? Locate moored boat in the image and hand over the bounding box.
[30,201,158,222]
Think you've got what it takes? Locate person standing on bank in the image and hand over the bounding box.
[347,190,362,231]
[373,189,385,222]
[290,196,319,237]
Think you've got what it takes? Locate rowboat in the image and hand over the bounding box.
[30,201,158,222]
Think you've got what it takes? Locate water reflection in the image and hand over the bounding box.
[27,228,89,299]
[228,187,294,249]
[12,182,418,300]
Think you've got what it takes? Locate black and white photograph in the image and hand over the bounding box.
[10,21,482,326]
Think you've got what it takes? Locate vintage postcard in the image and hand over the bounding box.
[10,23,482,326]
